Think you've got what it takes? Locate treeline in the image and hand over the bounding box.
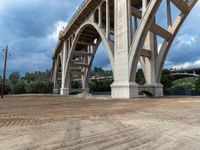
[78,67,200,92]
[0,70,53,95]
[1,67,200,95]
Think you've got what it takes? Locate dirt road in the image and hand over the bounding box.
[0,95,200,150]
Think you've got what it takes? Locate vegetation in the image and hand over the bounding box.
[1,67,200,95]
[1,70,52,95]
[171,77,196,90]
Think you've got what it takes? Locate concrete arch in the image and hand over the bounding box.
[99,0,106,9]
[128,0,162,82]
[156,0,197,83]
[53,54,62,93]
[64,21,114,85]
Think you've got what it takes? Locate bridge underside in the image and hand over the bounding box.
[52,0,197,99]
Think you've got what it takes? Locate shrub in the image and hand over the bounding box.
[12,82,26,94]
[0,84,11,95]
[25,81,53,94]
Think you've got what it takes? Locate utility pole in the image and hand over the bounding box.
[1,46,8,99]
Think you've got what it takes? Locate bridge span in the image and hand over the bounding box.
[52,0,197,99]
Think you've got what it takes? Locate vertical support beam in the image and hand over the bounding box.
[98,7,102,27]
[60,40,69,95]
[111,0,138,99]
[141,0,163,96]
[53,58,59,94]
[167,0,172,27]
[82,46,89,94]
[106,0,110,39]
[142,0,148,15]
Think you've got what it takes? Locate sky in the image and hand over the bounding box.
[0,0,200,75]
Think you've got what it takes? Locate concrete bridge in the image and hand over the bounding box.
[52,0,197,99]
[171,68,200,79]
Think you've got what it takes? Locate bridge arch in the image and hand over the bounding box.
[63,21,114,92]
[128,0,163,82]
[127,0,197,97]
[53,0,198,98]
[156,1,197,83]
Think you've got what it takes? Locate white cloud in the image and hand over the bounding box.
[175,34,197,47]
[172,60,200,69]
[48,20,68,41]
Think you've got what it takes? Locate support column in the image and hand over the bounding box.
[167,0,172,27]
[98,8,102,27]
[82,74,89,94]
[60,40,69,95]
[53,59,59,94]
[141,0,163,96]
[111,0,138,99]
[106,0,110,39]
[82,47,89,94]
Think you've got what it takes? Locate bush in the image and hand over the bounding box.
[171,82,195,90]
[89,80,113,92]
[195,76,200,90]
[25,81,53,94]
[12,82,26,94]
[0,84,11,95]
[71,81,82,89]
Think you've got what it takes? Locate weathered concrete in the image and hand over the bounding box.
[52,0,197,99]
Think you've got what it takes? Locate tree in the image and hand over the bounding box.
[25,81,53,94]
[0,84,11,95]
[161,69,174,89]
[171,82,195,90]
[9,72,20,84]
[24,73,37,82]
[136,69,145,85]
[12,82,26,94]
[0,76,2,82]
[195,76,200,90]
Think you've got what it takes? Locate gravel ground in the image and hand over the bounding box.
[0,95,200,150]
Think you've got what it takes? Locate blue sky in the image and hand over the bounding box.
[0,0,200,75]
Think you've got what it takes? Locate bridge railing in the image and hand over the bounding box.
[63,0,89,35]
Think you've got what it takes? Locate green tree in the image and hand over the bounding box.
[136,69,145,85]
[25,81,53,94]
[195,76,200,90]
[12,82,26,94]
[0,76,2,82]
[0,84,11,95]
[24,73,37,82]
[171,82,195,90]
[9,72,20,84]
[161,69,174,89]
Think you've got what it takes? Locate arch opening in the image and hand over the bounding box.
[65,23,114,95]
[101,1,106,31]
[94,9,99,24]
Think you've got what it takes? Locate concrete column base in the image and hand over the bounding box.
[139,83,163,97]
[53,89,59,94]
[82,88,89,94]
[111,82,139,99]
[60,88,69,96]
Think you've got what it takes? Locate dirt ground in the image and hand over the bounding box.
[0,95,200,150]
